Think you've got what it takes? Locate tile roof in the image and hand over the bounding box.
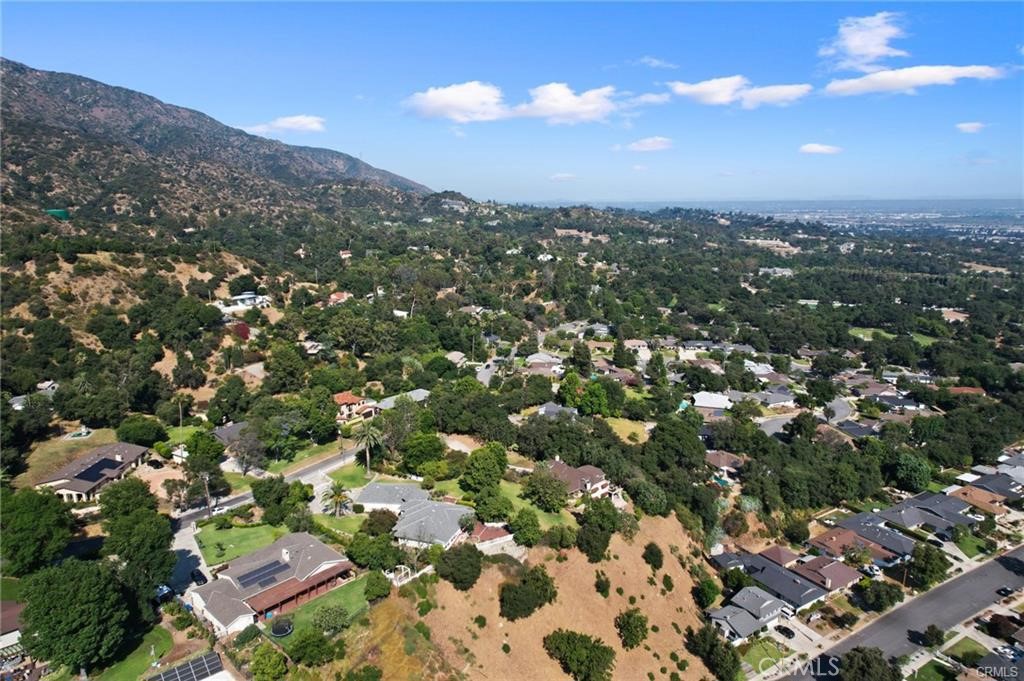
[760,545,799,567]
[809,527,895,563]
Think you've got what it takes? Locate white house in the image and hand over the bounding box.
[692,391,734,410]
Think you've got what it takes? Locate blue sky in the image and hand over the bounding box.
[3,2,1021,202]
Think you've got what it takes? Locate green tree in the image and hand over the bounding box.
[782,518,810,544]
[354,419,384,473]
[858,581,904,612]
[642,542,664,571]
[400,431,445,472]
[614,608,649,649]
[103,509,176,608]
[569,342,593,375]
[838,647,901,681]
[577,382,610,417]
[908,542,951,588]
[100,477,158,526]
[115,414,168,447]
[557,371,583,408]
[437,543,484,591]
[264,342,306,394]
[721,568,754,593]
[20,559,130,672]
[694,578,721,609]
[543,629,616,681]
[250,642,288,681]
[893,452,932,493]
[0,488,73,576]
[461,442,507,493]
[363,570,392,601]
[523,468,569,512]
[289,628,335,666]
[322,480,351,517]
[499,565,557,620]
[612,337,635,368]
[347,532,402,571]
[510,508,543,547]
[922,624,944,647]
[312,604,350,635]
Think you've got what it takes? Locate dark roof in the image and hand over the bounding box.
[0,601,24,636]
[791,556,861,591]
[37,443,148,494]
[212,421,248,446]
[973,473,1024,501]
[837,420,878,438]
[877,493,973,534]
[711,552,745,571]
[148,652,224,681]
[537,401,578,419]
[737,554,827,608]
[837,513,916,556]
[548,459,606,494]
[975,653,1023,680]
[760,545,799,567]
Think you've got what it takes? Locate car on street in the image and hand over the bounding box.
[775,625,796,640]
[997,586,1017,597]
[190,569,208,585]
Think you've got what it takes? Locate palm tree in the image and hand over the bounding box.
[354,420,383,476]
[322,480,351,517]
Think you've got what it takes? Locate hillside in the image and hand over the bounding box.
[0,58,429,230]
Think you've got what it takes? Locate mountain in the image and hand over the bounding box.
[0,58,429,228]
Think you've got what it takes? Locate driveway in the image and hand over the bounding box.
[825,398,853,424]
[785,546,1024,679]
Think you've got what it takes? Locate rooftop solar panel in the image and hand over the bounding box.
[76,458,119,483]
[149,652,223,681]
[237,559,288,588]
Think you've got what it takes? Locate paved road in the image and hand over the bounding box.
[786,546,1024,680]
[826,398,854,424]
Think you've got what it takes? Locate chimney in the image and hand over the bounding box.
[554,455,561,462]
[281,548,291,563]
[824,577,831,589]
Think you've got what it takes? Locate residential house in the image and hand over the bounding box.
[760,545,799,568]
[332,391,377,422]
[355,483,429,513]
[392,499,474,549]
[876,493,976,538]
[744,360,775,376]
[792,556,861,592]
[189,533,354,636]
[548,458,611,499]
[709,586,788,645]
[36,443,148,503]
[706,450,745,478]
[972,473,1023,502]
[949,486,1009,516]
[468,522,516,556]
[836,420,879,439]
[445,351,467,367]
[719,553,827,611]
[537,401,578,420]
[624,339,652,363]
[214,292,270,315]
[327,291,353,306]
[758,386,797,409]
[809,527,897,566]
[692,391,733,410]
[377,388,431,411]
[212,421,249,450]
[869,394,925,412]
[837,513,916,560]
[0,601,24,649]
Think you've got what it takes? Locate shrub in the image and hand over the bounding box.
[693,578,720,609]
[311,604,349,635]
[234,624,261,648]
[594,570,611,598]
[344,667,383,681]
[642,543,664,571]
[363,570,392,602]
[436,543,484,591]
[510,508,542,547]
[288,628,334,666]
[499,565,557,620]
[414,621,431,641]
[545,525,577,549]
[614,608,649,649]
[543,629,616,681]
[474,615,487,628]
[662,574,674,592]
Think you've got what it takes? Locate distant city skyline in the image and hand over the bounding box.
[4,2,1021,201]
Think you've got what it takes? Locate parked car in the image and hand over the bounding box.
[190,569,208,586]
[861,565,881,577]
[927,538,945,548]
[154,584,174,604]
[775,625,796,640]
[147,459,164,469]
[997,586,1016,597]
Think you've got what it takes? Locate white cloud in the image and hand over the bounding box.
[955,121,986,134]
[514,83,618,124]
[623,136,673,152]
[243,114,326,135]
[819,11,908,72]
[738,84,814,109]
[800,143,843,155]
[635,56,679,69]
[405,81,621,125]
[403,81,507,123]
[669,76,812,108]
[624,92,672,107]
[668,75,750,105]
[825,65,1004,96]
[549,173,577,182]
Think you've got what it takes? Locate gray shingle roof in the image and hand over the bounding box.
[212,421,249,447]
[838,513,916,556]
[392,500,473,546]
[37,443,148,494]
[738,554,826,608]
[731,586,785,620]
[377,389,431,411]
[709,605,762,639]
[356,482,429,508]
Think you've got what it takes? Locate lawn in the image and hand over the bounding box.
[195,523,287,565]
[15,428,117,488]
[926,481,946,493]
[163,425,201,446]
[223,471,253,493]
[913,660,956,681]
[329,462,371,488]
[849,327,896,342]
[430,478,575,529]
[265,440,340,474]
[831,594,864,617]
[96,626,173,681]
[274,575,368,651]
[955,533,989,558]
[740,638,791,672]
[0,577,23,601]
[943,636,989,664]
[624,387,648,401]
[315,513,366,535]
[604,417,649,444]
[912,333,940,347]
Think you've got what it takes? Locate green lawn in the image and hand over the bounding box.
[329,462,371,488]
[849,327,896,342]
[315,513,366,535]
[431,478,574,530]
[15,428,117,488]
[943,636,989,664]
[96,626,173,681]
[911,333,940,347]
[913,660,956,681]
[223,471,253,493]
[265,440,340,474]
[926,481,946,493]
[274,575,368,651]
[0,577,23,601]
[195,523,287,565]
[740,638,791,671]
[163,425,201,446]
[955,533,988,558]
